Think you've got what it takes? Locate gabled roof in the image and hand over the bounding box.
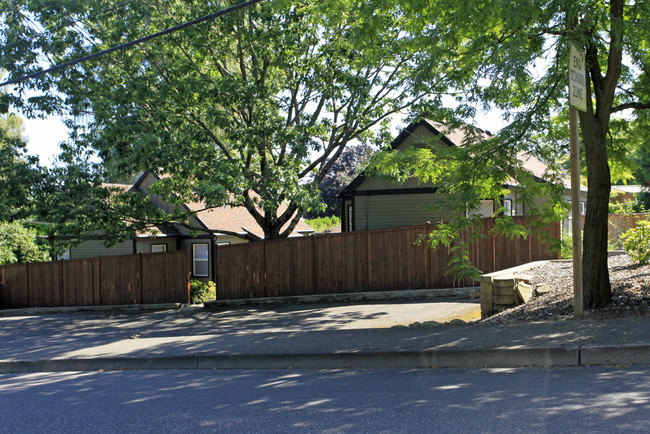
[131,171,313,238]
[339,118,586,197]
[100,182,182,238]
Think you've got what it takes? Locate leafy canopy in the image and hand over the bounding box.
[1,0,461,240]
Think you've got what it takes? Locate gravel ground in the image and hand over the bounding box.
[480,253,650,322]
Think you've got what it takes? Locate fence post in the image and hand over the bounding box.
[25,262,30,308]
[139,253,144,304]
[492,219,496,273]
[311,236,317,295]
[365,230,371,291]
[424,223,431,289]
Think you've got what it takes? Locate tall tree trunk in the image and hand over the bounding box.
[580,113,612,308]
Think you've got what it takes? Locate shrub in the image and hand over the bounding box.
[190,279,216,304]
[0,221,50,266]
[621,220,650,265]
[305,216,341,233]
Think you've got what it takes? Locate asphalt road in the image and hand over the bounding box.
[1,366,648,433]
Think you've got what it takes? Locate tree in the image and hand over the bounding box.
[0,221,50,265]
[1,0,458,241]
[400,0,650,308]
[0,107,45,222]
[306,143,374,218]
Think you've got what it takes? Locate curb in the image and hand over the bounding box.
[204,287,479,309]
[580,344,650,366]
[0,303,184,317]
[0,346,588,373]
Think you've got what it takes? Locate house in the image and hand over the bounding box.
[61,171,314,282]
[337,119,587,232]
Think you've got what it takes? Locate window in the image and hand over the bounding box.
[150,243,167,253]
[580,201,586,215]
[503,199,512,217]
[57,247,71,261]
[192,243,210,277]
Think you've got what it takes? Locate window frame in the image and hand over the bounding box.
[192,243,210,277]
[150,243,168,253]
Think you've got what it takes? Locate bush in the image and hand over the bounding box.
[0,221,50,266]
[305,216,341,232]
[621,220,650,265]
[190,279,216,304]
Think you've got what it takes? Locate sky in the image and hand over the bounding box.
[22,116,69,166]
[21,109,508,168]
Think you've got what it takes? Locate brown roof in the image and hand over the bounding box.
[186,200,313,238]
[132,171,312,238]
[425,120,586,192]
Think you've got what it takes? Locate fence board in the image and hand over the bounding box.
[0,263,28,308]
[216,242,266,299]
[0,250,189,309]
[98,256,140,305]
[607,214,649,248]
[265,237,314,297]
[142,251,189,304]
[62,258,100,306]
[27,261,63,307]
[213,216,560,300]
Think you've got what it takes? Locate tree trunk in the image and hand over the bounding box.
[581,114,612,308]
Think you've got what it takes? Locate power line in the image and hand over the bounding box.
[0,0,265,88]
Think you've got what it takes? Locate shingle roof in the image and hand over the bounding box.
[186,199,313,238]
[131,171,312,238]
[418,120,587,192]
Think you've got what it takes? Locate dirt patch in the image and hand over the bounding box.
[480,253,650,323]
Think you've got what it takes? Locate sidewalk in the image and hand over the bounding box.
[0,295,649,373]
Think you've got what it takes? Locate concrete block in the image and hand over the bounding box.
[493,294,515,305]
[493,277,515,287]
[536,284,552,295]
[517,282,533,303]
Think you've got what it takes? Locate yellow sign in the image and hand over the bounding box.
[569,44,587,112]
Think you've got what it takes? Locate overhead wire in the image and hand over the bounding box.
[0,0,266,87]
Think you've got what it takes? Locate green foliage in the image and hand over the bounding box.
[621,220,650,265]
[0,221,50,266]
[424,215,485,282]
[2,0,456,241]
[305,216,340,233]
[0,111,46,222]
[189,279,216,304]
[609,198,645,215]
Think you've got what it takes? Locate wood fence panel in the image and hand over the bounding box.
[27,261,63,307]
[0,263,28,308]
[366,225,428,291]
[312,230,372,294]
[265,237,314,297]
[98,256,141,305]
[62,258,100,306]
[608,214,649,248]
[142,251,190,304]
[216,242,266,299]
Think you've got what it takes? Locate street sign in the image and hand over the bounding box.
[569,44,587,112]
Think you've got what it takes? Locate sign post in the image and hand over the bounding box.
[568,44,587,317]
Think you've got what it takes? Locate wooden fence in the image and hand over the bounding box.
[216,217,561,300]
[607,214,649,248]
[0,250,190,309]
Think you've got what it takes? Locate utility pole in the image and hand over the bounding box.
[568,44,587,318]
